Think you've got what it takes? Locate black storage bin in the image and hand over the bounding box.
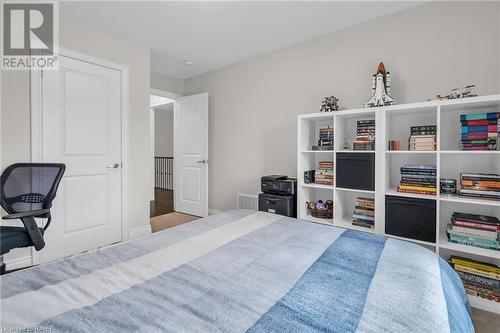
[385,195,436,243]
[258,193,296,218]
[336,152,375,191]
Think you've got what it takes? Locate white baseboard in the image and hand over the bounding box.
[128,224,152,240]
[208,208,223,215]
[5,255,32,270]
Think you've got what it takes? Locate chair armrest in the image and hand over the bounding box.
[2,209,50,220]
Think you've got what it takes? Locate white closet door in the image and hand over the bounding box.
[40,55,122,262]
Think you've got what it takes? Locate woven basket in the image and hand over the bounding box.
[306,201,333,219]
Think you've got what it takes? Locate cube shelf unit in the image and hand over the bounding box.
[297,94,500,314]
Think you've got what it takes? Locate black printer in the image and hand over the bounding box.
[258,175,297,218]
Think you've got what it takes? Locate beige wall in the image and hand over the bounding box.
[151,71,184,96]
[1,20,151,263]
[184,1,500,211]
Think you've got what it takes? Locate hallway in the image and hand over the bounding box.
[150,188,174,217]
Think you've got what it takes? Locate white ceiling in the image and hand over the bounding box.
[60,1,424,79]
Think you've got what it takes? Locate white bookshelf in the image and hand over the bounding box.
[297,94,500,314]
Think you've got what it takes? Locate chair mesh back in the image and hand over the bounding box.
[0,163,65,215]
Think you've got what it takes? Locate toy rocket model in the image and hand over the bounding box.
[364,62,395,108]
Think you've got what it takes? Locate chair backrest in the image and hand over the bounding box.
[0,163,66,218]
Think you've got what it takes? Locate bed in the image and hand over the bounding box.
[0,210,474,332]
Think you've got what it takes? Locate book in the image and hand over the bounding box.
[453,263,500,280]
[461,179,500,189]
[452,219,499,232]
[461,173,500,182]
[397,188,437,195]
[455,270,500,289]
[461,126,488,133]
[447,231,499,250]
[449,256,500,274]
[460,119,496,126]
[457,191,500,200]
[398,185,436,192]
[460,112,499,121]
[463,280,499,297]
[450,225,498,240]
[464,288,500,302]
[458,188,500,197]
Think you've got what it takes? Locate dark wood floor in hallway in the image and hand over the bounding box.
[150,188,174,217]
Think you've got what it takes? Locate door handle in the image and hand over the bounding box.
[197,159,208,164]
[107,163,120,169]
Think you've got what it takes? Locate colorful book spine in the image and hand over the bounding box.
[453,264,500,280]
[460,112,499,121]
[451,225,498,240]
[452,220,499,232]
[450,255,500,274]
[455,270,500,289]
[447,232,499,251]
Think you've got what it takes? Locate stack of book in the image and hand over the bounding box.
[397,164,437,195]
[314,161,334,186]
[408,125,436,151]
[460,112,499,151]
[352,197,375,229]
[353,120,375,151]
[448,256,499,303]
[312,126,334,150]
[447,212,499,251]
[458,173,500,200]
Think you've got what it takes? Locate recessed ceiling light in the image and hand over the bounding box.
[184,60,195,66]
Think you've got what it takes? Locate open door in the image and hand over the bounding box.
[174,93,209,217]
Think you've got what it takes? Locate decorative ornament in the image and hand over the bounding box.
[428,85,477,101]
[320,96,340,112]
[364,62,395,108]
[343,132,350,150]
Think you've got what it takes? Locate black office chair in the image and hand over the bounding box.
[0,163,65,274]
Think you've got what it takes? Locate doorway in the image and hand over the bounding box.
[150,93,175,218]
[149,89,209,232]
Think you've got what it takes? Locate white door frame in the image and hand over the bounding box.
[30,47,130,265]
[149,88,181,199]
[151,88,180,101]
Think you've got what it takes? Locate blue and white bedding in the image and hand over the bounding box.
[0,210,473,332]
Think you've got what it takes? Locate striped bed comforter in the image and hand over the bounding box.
[1,210,473,332]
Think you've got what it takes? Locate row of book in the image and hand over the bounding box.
[409,125,436,151]
[312,126,334,151]
[448,256,499,303]
[446,212,499,251]
[352,197,374,229]
[397,164,437,195]
[315,161,334,186]
[353,120,375,151]
[460,112,499,151]
[457,173,500,201]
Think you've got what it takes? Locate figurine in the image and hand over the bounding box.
[320,96,340,112]
[364,62,395,108]
[429,85,477,101]
[343,133,350,150]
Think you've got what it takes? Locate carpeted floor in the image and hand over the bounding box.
[471,308,500,333]
[150,211,499,331]
[150,211,200,232]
